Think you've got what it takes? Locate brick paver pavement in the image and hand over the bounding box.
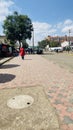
[0,54,73,130]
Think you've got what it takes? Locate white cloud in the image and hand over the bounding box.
[48,29,57,34]
[0,0,14,22]
[33,21,52,33]
[31,19,73,45]
[61,25,73,35]
[64,19,73,25]
[55,22,63,29]
[61,19,73,34]
[32,21,57,45]
[0,1,73,46]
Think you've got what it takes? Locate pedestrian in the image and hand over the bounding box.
[19,46,25,60]
[56,49,58,53]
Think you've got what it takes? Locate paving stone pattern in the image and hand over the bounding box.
[0,55,73,130]
[0,87,60,130]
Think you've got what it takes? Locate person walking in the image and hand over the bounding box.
[19,46,25,60]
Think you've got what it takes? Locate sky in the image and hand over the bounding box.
[0,0,73,45]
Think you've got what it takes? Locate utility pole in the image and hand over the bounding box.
[32,28,34,53]
[69,29,71,46]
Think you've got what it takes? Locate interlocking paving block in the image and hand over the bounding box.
[69,95,73,104]
[66,107,73,112]
[0,87,60,130]
[54,99,63,105]
[63,116,73,124]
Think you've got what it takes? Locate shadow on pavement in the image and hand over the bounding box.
[0,64,20,69]
[0,73,16,83]
[24,59,32,60]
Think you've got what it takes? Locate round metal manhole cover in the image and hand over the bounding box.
[7,95,34,109]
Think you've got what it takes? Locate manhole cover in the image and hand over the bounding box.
[7,95,34,109]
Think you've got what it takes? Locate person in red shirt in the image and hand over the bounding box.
[19,47,25,60]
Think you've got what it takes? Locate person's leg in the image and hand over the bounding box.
[21,56,23,59]
[22,56,24,60]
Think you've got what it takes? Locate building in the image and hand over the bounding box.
[46,35,73,43]
[61,41,69,47]
[0,35,6,43]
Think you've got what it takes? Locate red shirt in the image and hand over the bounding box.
[19,47,25,56]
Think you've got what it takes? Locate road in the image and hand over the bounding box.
[43,52,73,72]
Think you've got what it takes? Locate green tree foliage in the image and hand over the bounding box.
[22,39,29,48]
[3,11,33,45]
[38,38,61,48]
[38,39,50,49]
[49,41,60,47]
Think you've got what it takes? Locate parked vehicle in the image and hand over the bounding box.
[25,47,43,54]
[0,43,13,57]
[36,48,43,54]
[49,47,63,52]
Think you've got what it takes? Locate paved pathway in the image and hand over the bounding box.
[0,54,73,130]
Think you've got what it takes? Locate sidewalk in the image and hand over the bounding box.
[0,54,73,130]
[0,56,13,66]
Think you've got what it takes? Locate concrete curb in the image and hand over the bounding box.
[0,57,14,66]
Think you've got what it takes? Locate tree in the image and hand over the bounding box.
[49,41,60,47]
[38,39,50,49]
[22,39,29,48]
[3,11,33,46]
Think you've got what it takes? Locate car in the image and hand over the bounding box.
[36,48,43,54]
[25,47,43,54]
